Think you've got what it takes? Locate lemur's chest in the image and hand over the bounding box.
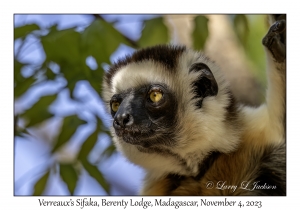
[142,143,285,196]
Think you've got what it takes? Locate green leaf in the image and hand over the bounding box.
[89,78,101,96]
[233,14,249,47]
[41,28,82,65]
[41,26,87,97]
[59,163,78,195]
[14,24,40,40]
[67,79,78,99]
[14,60,27,84]
[78,129,99,160]
[96,116,110,136]
[88,68,105,96]
[45,67,57,80]
[138,17,169,47]
[21,94,57,127]
[81,159,110,194]
[97,116,110,134]
[59,65,86,98]
[33,170,50,195]
[14,76,36,98]
[81,19,128,65]
[192,15,209,50]
[52,115,87,153]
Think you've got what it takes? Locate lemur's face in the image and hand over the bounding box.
[103,45,220,154]
[109,82,177,148]
[102,45,241,174]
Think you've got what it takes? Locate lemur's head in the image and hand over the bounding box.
[102,45,240,176]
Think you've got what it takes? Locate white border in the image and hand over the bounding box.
[2,0,299,209]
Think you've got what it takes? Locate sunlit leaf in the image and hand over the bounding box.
[33,170,50,195]
[233,14,249,48]
[138,17,169,47]
[81,159,110,194]
[21,94,57,127]
[78,129,99,160]
[14,24,40,40]
[51,115,87,153]
[192,15,209,50]
[60,163,78,195]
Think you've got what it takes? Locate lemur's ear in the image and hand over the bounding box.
[189,62,218,108]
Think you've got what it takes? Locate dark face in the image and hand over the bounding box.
[110,83,177,148]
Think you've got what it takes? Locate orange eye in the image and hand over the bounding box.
[149,91,163,103]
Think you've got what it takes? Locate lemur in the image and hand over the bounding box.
[102,15,286,195]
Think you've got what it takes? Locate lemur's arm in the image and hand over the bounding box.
[242,15,286,147]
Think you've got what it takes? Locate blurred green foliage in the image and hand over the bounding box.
[232,15,268,84]
[192,16,209,50]
[32,170,50,196]
[14,14,268,195]
[138,17,170,47]
[59,163,79,195]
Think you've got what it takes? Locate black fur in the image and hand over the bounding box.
[262,19,286,62]
[111,83,179,148]
[105,45,186,87]
[255,143,286,195]
[189,63,218,109]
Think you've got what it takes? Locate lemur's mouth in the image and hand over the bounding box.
[115,126,178,149]
[115,128,156,146]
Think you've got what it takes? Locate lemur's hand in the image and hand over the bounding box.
[262,18,286,63]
